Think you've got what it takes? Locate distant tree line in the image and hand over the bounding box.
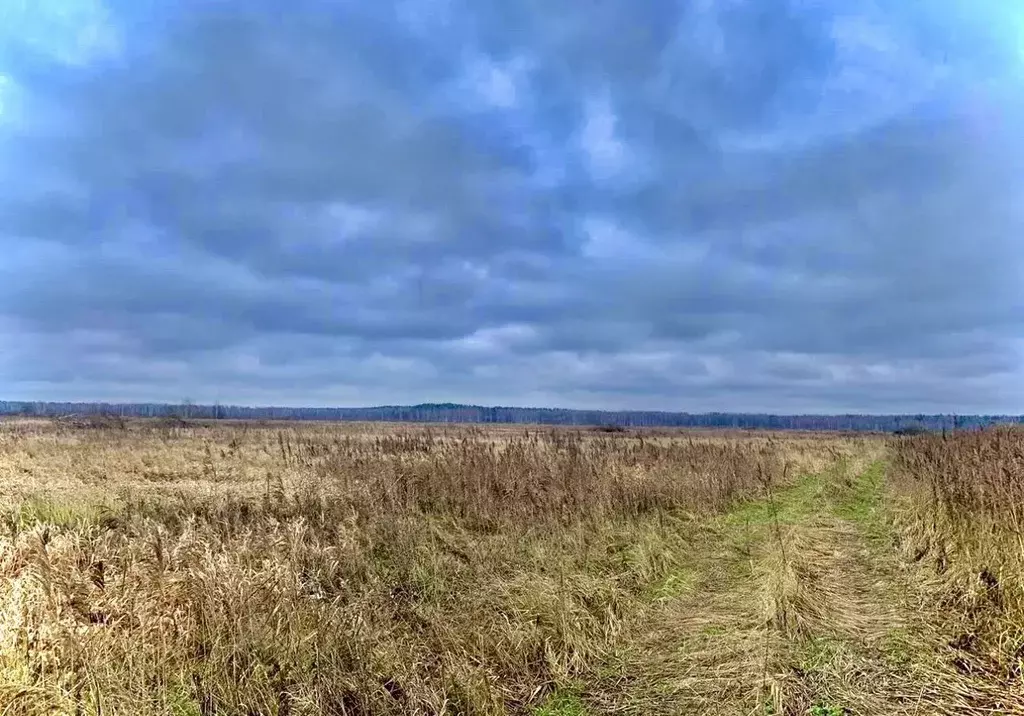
[1,400,1020,432]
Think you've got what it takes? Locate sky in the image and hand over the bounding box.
[1,0,1023,414]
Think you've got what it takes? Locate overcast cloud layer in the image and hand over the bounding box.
[1,0,1023,413]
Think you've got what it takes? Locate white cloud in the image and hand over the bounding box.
[459,54,533,110]
[454,323,538,354]
[0,0,121,66]
[580,216,636,260]
[579,93,628,181]
[319,202,385,241]
[0,74,10,117]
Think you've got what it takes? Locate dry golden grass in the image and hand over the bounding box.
[8,418,1022,716]
[891,427,1024,684]
[0,419,834,716]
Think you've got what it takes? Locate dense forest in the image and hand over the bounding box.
[1,400,1019,432]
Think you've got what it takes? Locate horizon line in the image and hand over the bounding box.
[1,399,1020,419]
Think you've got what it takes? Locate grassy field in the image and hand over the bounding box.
[0,419,1021,715]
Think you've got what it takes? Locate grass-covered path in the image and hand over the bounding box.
[568,451,1024,715]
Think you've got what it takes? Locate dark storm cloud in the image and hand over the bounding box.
[1,0,1023,412]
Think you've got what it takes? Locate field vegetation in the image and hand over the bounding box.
[0,419,1022,715]
[891,428,1024,684]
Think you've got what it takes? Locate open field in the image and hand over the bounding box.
[0,419,1022,715]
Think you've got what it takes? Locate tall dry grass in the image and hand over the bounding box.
[890,427,1024,679]
[0,420,805,716]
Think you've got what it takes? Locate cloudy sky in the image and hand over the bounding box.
[1,0,1023,413]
